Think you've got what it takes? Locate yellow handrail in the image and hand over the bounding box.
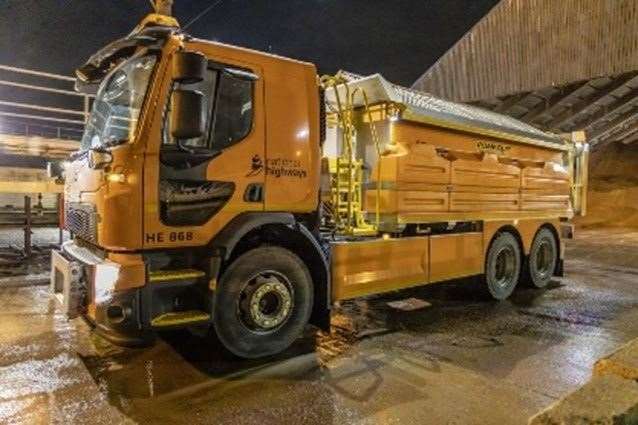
[320,73,383,234]
[351,88,382,229]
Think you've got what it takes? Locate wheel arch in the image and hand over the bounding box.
[210,213,331,330]
[210,212,296,260]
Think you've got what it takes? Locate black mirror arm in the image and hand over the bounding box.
[176,139,195,154]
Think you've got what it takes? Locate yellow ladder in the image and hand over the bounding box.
[330,157,376,236]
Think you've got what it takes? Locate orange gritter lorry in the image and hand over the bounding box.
[50,12,588,358]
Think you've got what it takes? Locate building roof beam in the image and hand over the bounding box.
[520,81,589,123]
[545,73,638,130]
[574,86,638,130]
[493,92,529,114]
[604,120,638,144]
[588,107,638,145]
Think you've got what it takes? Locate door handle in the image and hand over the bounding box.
[244,183,264,202]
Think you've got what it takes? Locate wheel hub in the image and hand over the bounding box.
[535,240,552,277]
[239,272,293,331]
[494,246,516,287]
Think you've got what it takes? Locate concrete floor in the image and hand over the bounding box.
[1,227,638,424]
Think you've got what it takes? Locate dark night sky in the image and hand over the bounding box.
[0,0,498,87]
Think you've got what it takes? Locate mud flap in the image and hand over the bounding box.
[555,258,565,277]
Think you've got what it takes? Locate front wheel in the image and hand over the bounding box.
[484,232,521,300]
[213,246,313,358]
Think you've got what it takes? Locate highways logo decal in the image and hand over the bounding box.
[246,155,307,179]
[246,155,264,177]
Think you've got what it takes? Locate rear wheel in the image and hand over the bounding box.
[213,246,313,358]
[484,232,521,300]
[526,228,558,288]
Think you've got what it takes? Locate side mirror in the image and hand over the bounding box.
[47,161,65,180]
[88,149,113,169]
[170,89,204,140]
[173,51,207,84]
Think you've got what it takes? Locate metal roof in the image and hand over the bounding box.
[412,0,638,149]
[413,0,638,103]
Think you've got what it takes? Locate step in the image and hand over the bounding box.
[151,310,211,327]
[148,268,205,283]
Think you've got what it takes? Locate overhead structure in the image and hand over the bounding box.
[0,64,83,204]
[0,64,85,160]
[0,133,79,159]
[412,0,638,149]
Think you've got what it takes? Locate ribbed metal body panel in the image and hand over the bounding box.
[413,0,638,102]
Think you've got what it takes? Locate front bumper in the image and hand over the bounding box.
[51,241,152,347]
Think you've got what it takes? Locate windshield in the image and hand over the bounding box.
[80,54,157,151]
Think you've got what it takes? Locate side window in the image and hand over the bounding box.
[162,64,254,151]
[163,69,218,148]
[211,72,254,151]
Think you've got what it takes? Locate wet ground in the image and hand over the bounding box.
[1,227,638,424]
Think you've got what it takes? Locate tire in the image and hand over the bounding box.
[213,246,313,359]
[484,232,521,300]
[526,228,558,288]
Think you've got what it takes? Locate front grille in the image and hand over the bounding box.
[65,203,98,244]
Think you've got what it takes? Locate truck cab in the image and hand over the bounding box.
[53,14,328,355]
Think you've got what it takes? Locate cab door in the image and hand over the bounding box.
[143,50,265,249]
